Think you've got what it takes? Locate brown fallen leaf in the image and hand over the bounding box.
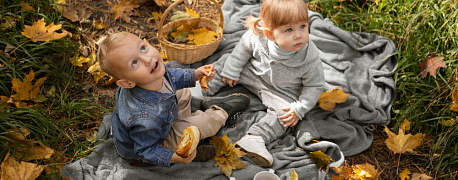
[411,173,433,180]
[332,164,352,179]
[0,151,44,180]
[419,54,446,78]
[21,18,68,42]
[317,86,350,111]
[384,126,425,154]
[112,0,140,23]
[59,1,92,22]
[20,1,35,11]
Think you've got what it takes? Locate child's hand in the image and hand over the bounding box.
[279,106,300,127]
[195,64,215,81]
[171,149,197,164]
[222,77,237,87]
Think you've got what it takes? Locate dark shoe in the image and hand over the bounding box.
[200,93,250,115]
[193,139,216,162]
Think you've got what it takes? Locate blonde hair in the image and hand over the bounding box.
[96,32,132,78]
[245,0,309,36]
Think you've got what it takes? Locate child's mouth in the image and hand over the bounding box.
[151,61,159,73]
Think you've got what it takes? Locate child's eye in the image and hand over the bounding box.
[132,60,138,68]
[140,46,146,52]
[300,25,307,29]
[285,28,293,32]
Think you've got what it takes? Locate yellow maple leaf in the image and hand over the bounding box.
[0,151,44,180]
[310,150,334,173]
[384,126,425,154]
[186,7,200,17]
[440,119,456,126]
[151,11,163,21]
[399,119,411,131]
[210,134,247,178]
[450,88,458,111]
[112,0,140,23]
[317,86,350,111]
[11,70,47,101]
[93,20,107,30]
[352,162,380,180]
[87,61,107,83]
[399,169,411,180]
[70,55,91,67]
[290,169,299,180]
[187,27,218,45]
[21,18,68,42]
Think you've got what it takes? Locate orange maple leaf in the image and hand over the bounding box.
[112,0,140,23]
[210,134,246,178]
[384,126,425,154]
[450,88,458,111]
[352,163,381,180]
[11,70,47,101]
[21,18,68,42]
[317,86,350,111]
[420,54,446,78]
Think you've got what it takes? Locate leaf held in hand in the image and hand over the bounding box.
[420,54,446,78]
[21,18,68,42]
[384,126,425,154]
[317,86,350,111]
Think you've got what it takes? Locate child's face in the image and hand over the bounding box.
[106,33,165,90]
[271,21,309,52]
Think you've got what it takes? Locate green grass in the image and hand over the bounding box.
[0,0,109,178]
[311,0,458,178]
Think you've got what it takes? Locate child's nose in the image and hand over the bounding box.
[141,56,152,65]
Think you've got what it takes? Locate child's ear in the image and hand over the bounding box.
[263,28,274,41]
[116,79,136,88]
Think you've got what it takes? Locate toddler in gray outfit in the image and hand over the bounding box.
[204,0,324,167]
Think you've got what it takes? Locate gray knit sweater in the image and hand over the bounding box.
[220,30,324,118]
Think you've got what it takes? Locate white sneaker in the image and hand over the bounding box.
[236,135,273,167]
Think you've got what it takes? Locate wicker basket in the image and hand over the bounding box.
[157,0,224,64]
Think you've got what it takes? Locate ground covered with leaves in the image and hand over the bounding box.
[1,0,457,179]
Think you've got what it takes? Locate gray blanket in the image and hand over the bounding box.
[61,0,398,179]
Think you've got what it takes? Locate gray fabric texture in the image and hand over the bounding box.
[60,0,398,179]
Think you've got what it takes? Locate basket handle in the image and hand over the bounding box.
[157,0,224,36]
